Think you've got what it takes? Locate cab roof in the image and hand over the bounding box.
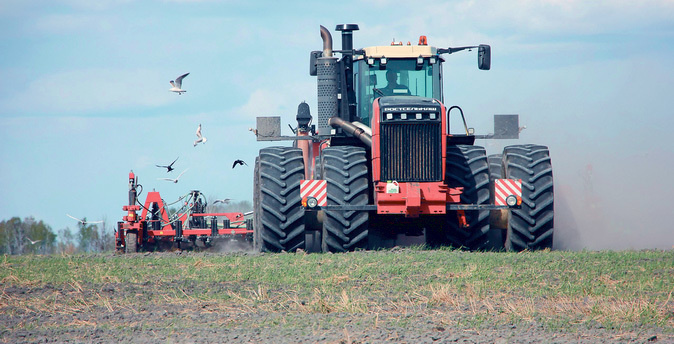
[355,45,438,59]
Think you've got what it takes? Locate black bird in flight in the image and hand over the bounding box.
[156,157,179,172]
[232,159,247,169]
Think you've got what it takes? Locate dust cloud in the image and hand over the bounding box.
[210,238,255,254]
[551,145,674,251]
[481,129,673,251]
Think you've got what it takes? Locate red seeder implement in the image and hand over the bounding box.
[116,171,253,253]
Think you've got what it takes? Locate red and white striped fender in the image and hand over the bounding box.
[300,180,327,206]
[494,179,522,206]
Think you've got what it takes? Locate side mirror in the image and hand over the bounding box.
[478,44,491,70]
[309,51,322,76]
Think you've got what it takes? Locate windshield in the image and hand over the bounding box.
[354,58,441,126]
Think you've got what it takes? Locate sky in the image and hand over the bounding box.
[1,0,673,250]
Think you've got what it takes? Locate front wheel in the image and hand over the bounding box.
[321,146,370,252]
[442,145,491,250]
[254,147,306,252]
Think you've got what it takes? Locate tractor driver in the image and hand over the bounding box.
[380,69,411,96]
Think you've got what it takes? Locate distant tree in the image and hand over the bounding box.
[0,217,57,255]
[77,219,100,253]
[74,217,115,253]
[93,219,115,252]
[57,227,77,254]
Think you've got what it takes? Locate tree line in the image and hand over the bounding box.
[0,217,114,255]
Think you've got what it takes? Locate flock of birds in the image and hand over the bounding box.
[63,73,247,230]
[158,73,248,183]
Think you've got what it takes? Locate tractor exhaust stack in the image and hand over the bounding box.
[320,25,332,57]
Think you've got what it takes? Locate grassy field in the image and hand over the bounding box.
[1,248,673,337]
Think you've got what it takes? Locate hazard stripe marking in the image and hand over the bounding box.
[495,179,522,206]
[301,180,327,206]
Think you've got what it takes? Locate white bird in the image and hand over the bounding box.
[169,72,189,95]
[194,124,207,147]
[67,214,104,224]
[158,168,188,183]
[25,236,42,245]
[213,198,233,204]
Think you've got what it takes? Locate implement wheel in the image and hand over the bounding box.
[253,147,306,252]
[441,145,491,250]
[502,144,554,251]
[125,232,137,253]
[321,146,370,252]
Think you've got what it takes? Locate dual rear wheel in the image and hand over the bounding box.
[488,145,554,250]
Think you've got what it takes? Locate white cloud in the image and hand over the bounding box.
[234,82,316,121]
[2,68,172,115]
[445,0,674,35]
[235,89,288,119]
[58,0,134,11]
[33,13,114,34]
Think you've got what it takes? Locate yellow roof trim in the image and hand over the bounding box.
[356,45,438,59]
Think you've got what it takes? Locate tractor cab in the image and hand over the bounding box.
[353,46,444,127]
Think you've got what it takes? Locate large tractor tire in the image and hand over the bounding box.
[440,145,491,250]
[125,232,137,253]
[253,147,306,252]
[502,144,554,251]
[321,146,370,252]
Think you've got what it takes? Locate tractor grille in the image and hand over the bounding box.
[380,122,442,182]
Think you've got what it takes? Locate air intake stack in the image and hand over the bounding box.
[336,24,359,123]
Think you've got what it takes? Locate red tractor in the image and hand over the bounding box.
[252,24,554,252]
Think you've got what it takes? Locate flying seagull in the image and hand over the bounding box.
[232,159,247,168]
[25,236,42,245]
[194,124,207,147]
[169,72,189,95]
[156,157,179,172]
[213,198,233,204]
[158,168,188,183]
[67,214,104,224]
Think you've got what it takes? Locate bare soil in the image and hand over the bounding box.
[1,250,671,344]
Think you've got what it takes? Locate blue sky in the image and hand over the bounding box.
[1,0,673,250]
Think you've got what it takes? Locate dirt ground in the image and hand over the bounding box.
[2,289,669,344]
[1,250,671,344]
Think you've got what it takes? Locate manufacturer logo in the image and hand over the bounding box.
[382,107,438,112]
